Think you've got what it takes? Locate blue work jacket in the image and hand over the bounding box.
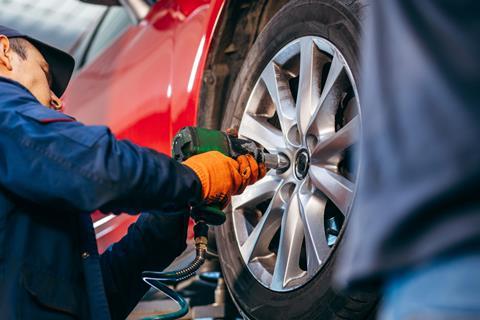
[0,77,202,319]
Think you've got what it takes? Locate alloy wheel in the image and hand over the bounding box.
[231,36,360,292]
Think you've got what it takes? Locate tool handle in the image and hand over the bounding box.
[191,205,226,225]
[172,126,241,225]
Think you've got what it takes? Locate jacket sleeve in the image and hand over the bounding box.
[0,97,202,213]
[100,210,189,320]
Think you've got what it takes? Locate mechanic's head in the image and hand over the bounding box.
[0,35,60,108]
[0,25,74,110]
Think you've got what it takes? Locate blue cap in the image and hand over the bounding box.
[0,25,75,97]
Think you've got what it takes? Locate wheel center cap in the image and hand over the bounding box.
[294,149,310,180]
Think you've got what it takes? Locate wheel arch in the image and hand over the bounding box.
[198,0,291,129]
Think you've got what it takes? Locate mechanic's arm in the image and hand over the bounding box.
[100,210,189,320]
[98,153,264,319]
[0,100,202,212]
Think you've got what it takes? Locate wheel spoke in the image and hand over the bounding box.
[309,166,354,215]
[296,38,322,137]
[297,180,330,275]
[271,188,305,290]
[261,62,296,137]
[232,173,282,209]
[240,185,285,263]
[238,112,286,152]
[307,52,348,137]
[311,115,360,163]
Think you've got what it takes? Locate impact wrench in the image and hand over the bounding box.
[141,127,290,320]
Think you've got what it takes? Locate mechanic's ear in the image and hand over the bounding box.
[50,91,63,111]
[0,35,13,71]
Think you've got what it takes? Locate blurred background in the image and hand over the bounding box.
[0,0,105,52]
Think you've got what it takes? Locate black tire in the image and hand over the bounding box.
[216,1,377,319]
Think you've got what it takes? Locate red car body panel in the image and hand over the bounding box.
[63,0,226,253]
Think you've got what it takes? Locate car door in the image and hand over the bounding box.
[63,0,224,252]
[65,4,175,152]
[64,2,178,252]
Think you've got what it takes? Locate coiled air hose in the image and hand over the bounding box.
[141,221,209,320]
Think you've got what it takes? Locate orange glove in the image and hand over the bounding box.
[183,151,265,207]
[236,153,267,193]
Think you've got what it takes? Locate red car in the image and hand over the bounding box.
[64,0,376,318]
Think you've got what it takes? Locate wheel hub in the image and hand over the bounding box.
[294,149,309,180]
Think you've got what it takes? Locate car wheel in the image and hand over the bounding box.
[216,0,377,319]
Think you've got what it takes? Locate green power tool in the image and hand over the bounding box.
[172,126,290,224]
[141,127,289,320]
[172,126,289,169]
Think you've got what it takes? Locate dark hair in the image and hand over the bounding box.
[9,37,28,60]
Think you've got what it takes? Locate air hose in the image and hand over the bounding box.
[141,221,209,320]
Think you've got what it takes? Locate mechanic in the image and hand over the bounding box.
[336,1,480,319]
[0,25,264,320]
